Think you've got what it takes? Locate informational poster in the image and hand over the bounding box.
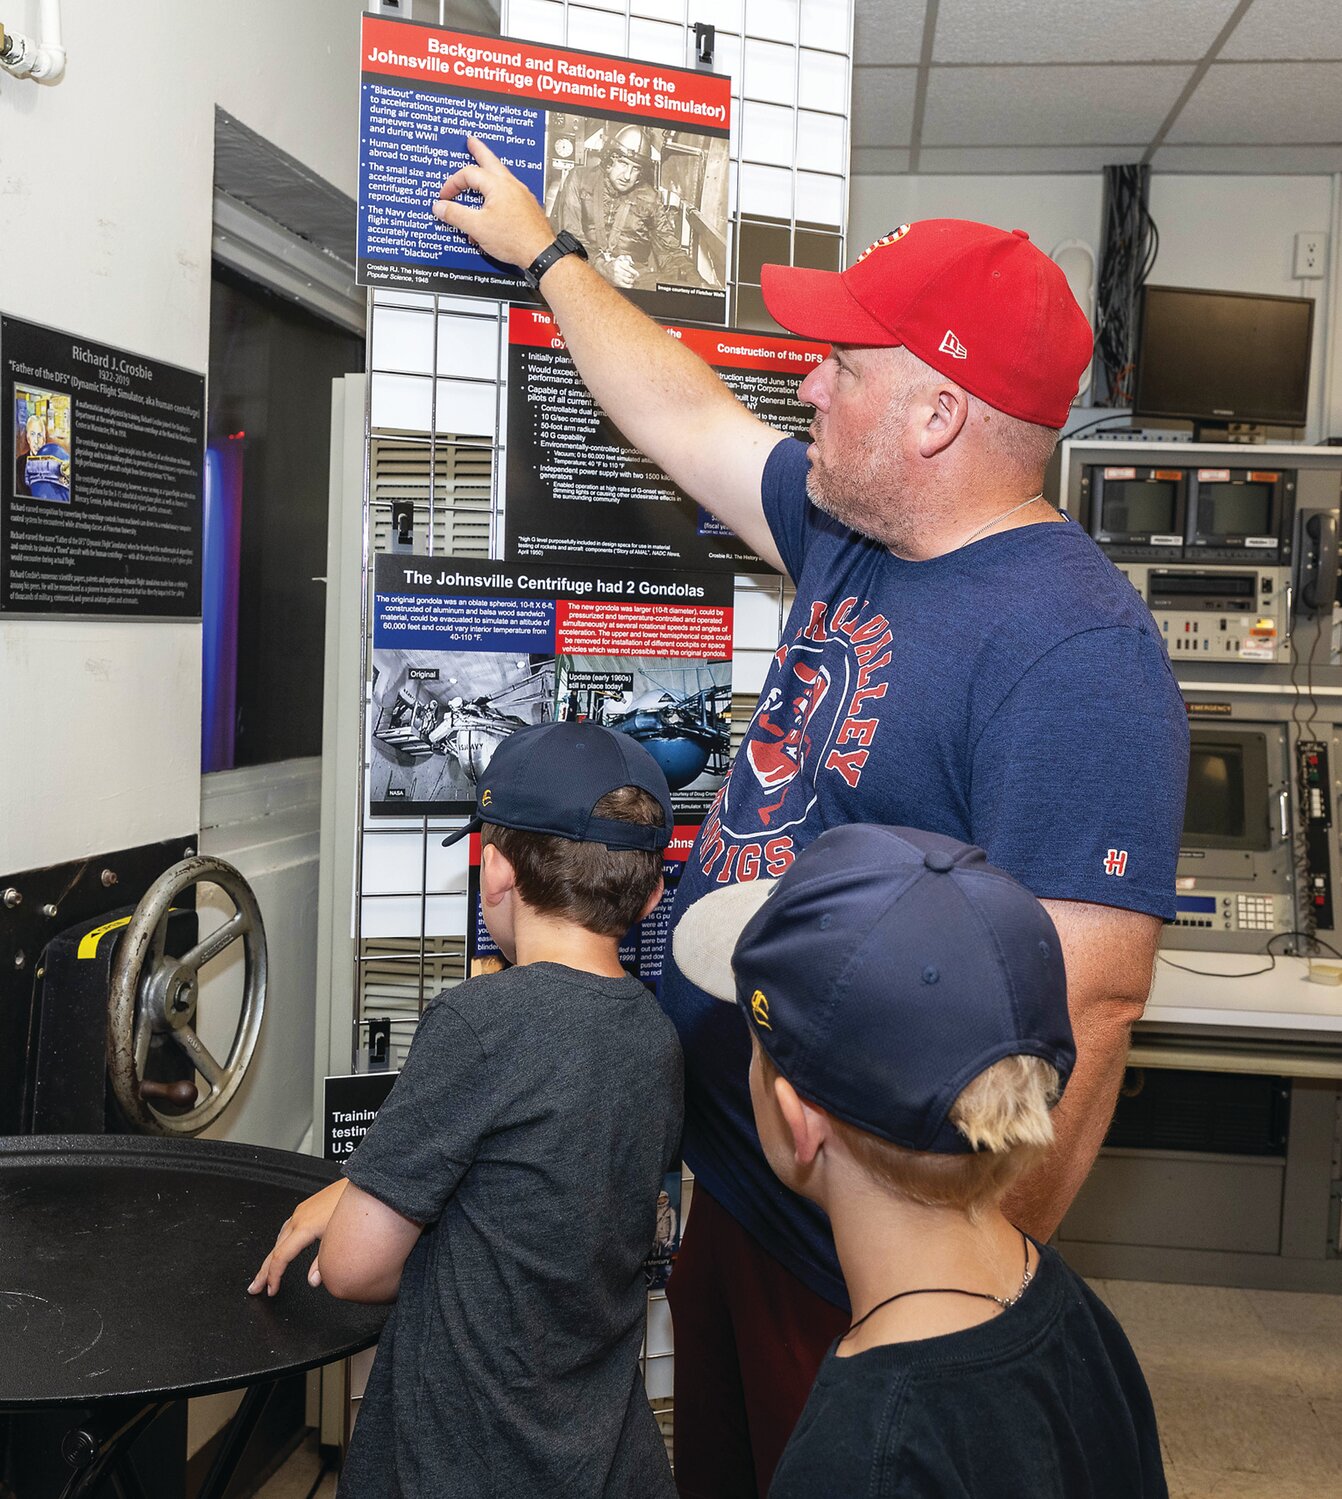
[505,308,827,572]
[323,1071,400,1160]
[359,17,731,321]
[0,315,204,617]
[465,823,699,989]
[369,553,733,817]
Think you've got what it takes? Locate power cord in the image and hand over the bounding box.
[1157,929,1342,981]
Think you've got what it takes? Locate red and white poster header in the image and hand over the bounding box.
[362,18,731,132]
[510,307,829,374]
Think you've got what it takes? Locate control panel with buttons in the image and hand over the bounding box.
[1172,891,1294,935]
[1116,564,1292,662]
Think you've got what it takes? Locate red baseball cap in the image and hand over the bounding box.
[760,220,1094,429]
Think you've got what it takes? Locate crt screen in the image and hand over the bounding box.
[1101,479,1177,535]
[1185,746,1245,841]
[1200,483,1272,538]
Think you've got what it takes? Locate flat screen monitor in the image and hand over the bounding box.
[1184,730,1270,852]
[1197,480,1273,539]
[1134,285,1314,428]
[1101,478,1179,535]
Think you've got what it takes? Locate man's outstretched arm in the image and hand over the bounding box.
[1004,900,1161,1240]
[433,136,786,571]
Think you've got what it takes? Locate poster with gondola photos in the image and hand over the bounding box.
[505,307,827,573]
[369,553,733,818]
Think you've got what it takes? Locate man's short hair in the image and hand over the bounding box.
[759,1047,1060,1219]
[480,784,665,937]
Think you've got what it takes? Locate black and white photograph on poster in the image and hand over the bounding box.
[505,308,829,573]
[370,649,556,816]
[0,314,204,618]
[557,656,731,814]
[370,553,733,819]
[542,112,728,299]
[358,17,731,322]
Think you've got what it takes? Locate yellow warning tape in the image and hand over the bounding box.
[77,914,134,960]
[76,908,182,960]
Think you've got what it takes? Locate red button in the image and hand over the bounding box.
[1011,229,1030,240]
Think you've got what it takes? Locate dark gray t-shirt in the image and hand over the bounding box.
[339,963,683,1499]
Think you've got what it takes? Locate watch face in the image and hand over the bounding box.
[554,138,574,159]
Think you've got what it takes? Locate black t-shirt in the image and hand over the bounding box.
[770,1245,1167,1499]
[339,963,683,1499]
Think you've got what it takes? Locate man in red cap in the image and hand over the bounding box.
[433,139,1187,1498]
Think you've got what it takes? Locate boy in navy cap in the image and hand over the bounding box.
[673,824,1167,1499]
[251,722,682,1498]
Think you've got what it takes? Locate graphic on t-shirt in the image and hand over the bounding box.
[698,593,893,883]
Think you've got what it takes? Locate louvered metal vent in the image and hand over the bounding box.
[370,437,494,558]
[358,937,466,1067]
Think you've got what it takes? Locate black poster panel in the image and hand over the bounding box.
[324,1072,401,1161]
[1,315,205,618]
[504,308,828,573]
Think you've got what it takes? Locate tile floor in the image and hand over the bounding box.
[257,1279,1342,1498]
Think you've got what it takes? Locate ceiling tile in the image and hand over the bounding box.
[922,64,1191,146]
[851,146,912,175]
[915,145,1143,174]
[1221,0,1342,60]
[931,0,1239,64]
[1152,143,1342,173]
[1169,61,1342,143]
[850,66,919,149]
[852,0,927,65]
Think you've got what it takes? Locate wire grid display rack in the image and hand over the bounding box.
[346,0,852,1444]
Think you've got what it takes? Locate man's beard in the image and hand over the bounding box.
[803,400,914,550]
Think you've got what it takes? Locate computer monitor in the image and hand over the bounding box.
[1133,285,1314,430]
[1085,465,1187,557]
[1184,729,1271,852]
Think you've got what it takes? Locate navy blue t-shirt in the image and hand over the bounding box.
[659,437,1189,1305]
[770,1245,1168,1499]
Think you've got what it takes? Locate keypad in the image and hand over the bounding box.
[1235,895,1276,931]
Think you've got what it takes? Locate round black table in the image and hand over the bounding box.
[0,1135,387,1498]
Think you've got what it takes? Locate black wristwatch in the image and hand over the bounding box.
[522,231,589,289]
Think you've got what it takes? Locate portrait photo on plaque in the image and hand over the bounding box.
[13,384,72,504]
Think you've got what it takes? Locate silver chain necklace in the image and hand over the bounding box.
[960,491,1046,549]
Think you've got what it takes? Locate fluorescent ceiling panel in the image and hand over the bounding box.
[932,0,1240,64]
[922,63,1192,146]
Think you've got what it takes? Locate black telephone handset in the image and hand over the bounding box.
[1302,511,1340,615]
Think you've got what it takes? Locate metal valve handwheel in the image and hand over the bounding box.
[107,856,267,1135]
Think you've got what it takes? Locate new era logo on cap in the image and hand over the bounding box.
[939,329,968,359]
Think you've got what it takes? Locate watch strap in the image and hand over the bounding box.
[524,231,589,289]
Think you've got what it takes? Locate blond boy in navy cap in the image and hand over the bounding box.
[675,824,1167,1499]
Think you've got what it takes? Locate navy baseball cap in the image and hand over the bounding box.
[671,824,1074,1154]
[440,721,673,851]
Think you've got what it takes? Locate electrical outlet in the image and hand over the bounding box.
[1294,231,1328,279]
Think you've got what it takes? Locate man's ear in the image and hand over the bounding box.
[774,1074,830,1167]
[917,380,970,459]
[636,875,665,924]
[480,842,516,907]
